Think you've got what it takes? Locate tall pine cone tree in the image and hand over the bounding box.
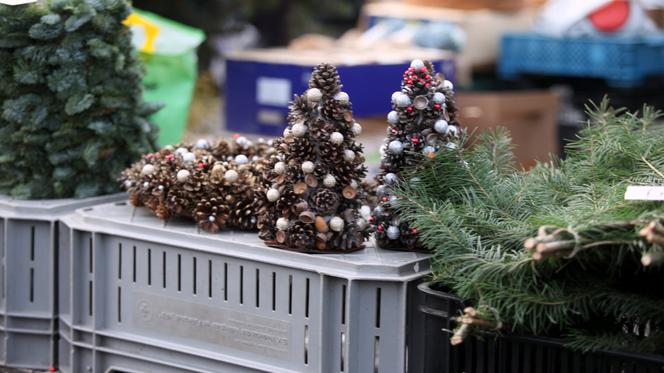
[0,0,160,199]
[257,63,370,253]
[371,59,461,251]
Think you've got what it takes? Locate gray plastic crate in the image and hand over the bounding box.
[58,202,431,373]
[0,194,124,370]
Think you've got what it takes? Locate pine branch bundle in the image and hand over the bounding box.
[0,0,160,199]
[256,63,371,253]
[370,59,461,251]
[395,99,664,354]
[120,137,274,232]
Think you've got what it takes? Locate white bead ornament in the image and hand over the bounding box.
[141,164,155,176]
[224,170,239,182]
[384,173,397,185]
[434,120,449,134]
[343,150,355,162]
[388,140,404,155]
[351,122,362,135]
[208,216,216,222]
[446,125,459,137]
[387,226,401,240]
[283,128,292,138]
[123,180,133,188]
[195,139,210,149]
[387,111,399,125]
[330,217,345,232]
[433,92,446,103]
[276,218,289,231]
[410,59,425,70]
[330,132,344,145]
[323,174,336,187]
[236,136,249,147]
[356,218,368,230]
[360,205,371,219]
[182,152,196,163]
[175,147,188,156]
[235,154,249,165]
[274,162,286,174]
[176,170,190,182]
[292,122,307,137]
[266,188,280,202]
[334,92,349,104]
[391,91,402,104]
[443,80,454,90]
[301,161,315,174]
[142,181,149,188]
[395,94,411,108]
[306,88,322,103]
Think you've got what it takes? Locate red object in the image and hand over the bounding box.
[420,67,427,73]
[589,0,630,33]
[434,103,442,110]
[412,136,420,145]
[425,83,431,88]
[166,154,175,161]
[406,106,414,113]
[382,196,389,202]
[49,367,57,372]
[197,162,205,169]
[411,228,418,235]
[377,225,384,233]
[369,216,376,223]
[232,133,241,139]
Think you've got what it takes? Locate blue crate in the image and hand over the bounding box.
[225,56,456,136]
[499,32,664,88]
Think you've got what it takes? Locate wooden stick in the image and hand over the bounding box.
[642,252,664,267]
[450,324,470,346]
[536,240,576,254]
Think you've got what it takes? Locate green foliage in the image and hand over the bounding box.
[0,0,159,199]
[395,100,664,354]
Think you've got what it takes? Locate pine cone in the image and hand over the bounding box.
[288,222,315,249]
[309,63,341,97]
[194,197,229,233]
[287,94,310,124]
[276,189,302,216]
[229,195,258,230]
[155,201,171,221]
[288,137,315,161]
[311,188,339,215]
[321,99,353,122]
[331,225,366,251]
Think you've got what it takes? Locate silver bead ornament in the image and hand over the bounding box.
[334,92,350,104]
[276,218,289,231]
[423,146,436,155]
[432,92,446,103]
[384,173,397,185]
[410,59,425,70]
[343,150,356,162]
[387,226,401,240]
[323,174,336,187]
[389,195,398,205]
[387,111,399,125]
[443,80,454,90]
[274,162,286,174]
[182,152,196,163]
[356,218,368,230]
[388,140,404,155]
[176,169,191,182]
[175,147,188,156]
[373,206,384,215]
[330,217,345,232]
[376,185,387,196]
[267,188,280,202]
[446,125,459,137]
[292,122,307,137]
[235,154,249,165]
[236,136,249,147]
[195,139,210,149]
[352,122,362,135]
[224,170,239,182]
[434,120,449,134]
[306,88,322,103]
[395,94,411,108]
[330,132,344,145]
[445,142,458,150]
[301,161,315,174]
[141,164,155,176]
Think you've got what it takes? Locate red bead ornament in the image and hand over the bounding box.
[382,196,389,203]
[434,103,441,110]
[406,106,413,113]
[377,225,384,233]
[197,162,205,169]
[369,216,376,223]
[166,154,175,161]
[425,83,431,88]
[146,153,154,159]
[420,67,427,73]
[411,228,418,235]
[49,367,57,373]
[412,136,420,145]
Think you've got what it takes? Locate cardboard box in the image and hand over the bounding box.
[225,48,455,136]
[457,90,560,169]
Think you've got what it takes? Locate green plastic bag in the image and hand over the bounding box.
[126,10,205,146]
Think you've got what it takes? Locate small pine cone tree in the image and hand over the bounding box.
[258,63,370,252]
[371,59,462,251]
[0,0,159,199]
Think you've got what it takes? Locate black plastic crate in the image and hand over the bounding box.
[409,282,664,373]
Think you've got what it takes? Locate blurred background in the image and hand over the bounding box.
[128,0,664,170]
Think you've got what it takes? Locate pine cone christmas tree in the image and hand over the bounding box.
[257,63,370,253]
[371,59,462,251]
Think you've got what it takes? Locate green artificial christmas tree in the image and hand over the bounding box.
[0,0,159,199]
[396,100,664,354]
[256,63,370,252]
[371,59,460,251]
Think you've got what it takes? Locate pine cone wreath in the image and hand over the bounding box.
[309,63,341,97]
[194,197,229,233]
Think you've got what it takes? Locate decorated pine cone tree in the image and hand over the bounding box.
[257,63,370,253]
[121,136,274,232]
[0,0,160,199]
[371,59,461,251]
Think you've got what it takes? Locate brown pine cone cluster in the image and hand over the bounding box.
[308,62,342,97]
[120,136,275,233]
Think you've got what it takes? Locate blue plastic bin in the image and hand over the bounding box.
[499,32,664,87]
